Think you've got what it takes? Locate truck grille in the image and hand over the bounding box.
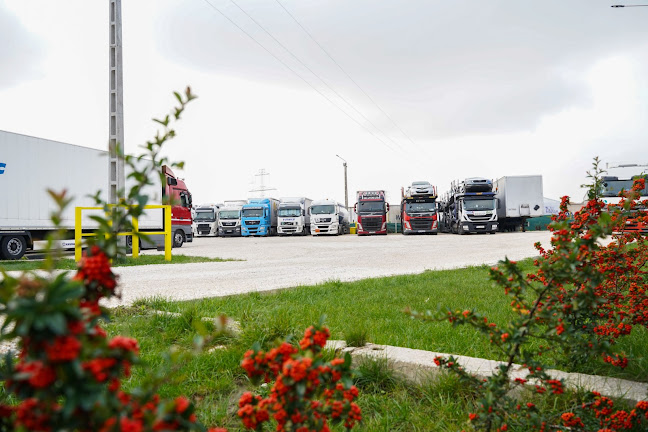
[222,222,236,227]
[245,220,260,226]
[197,223,211,234]
[411,218,433,230]
[361,217,382,231]
[315,218,331,223]
[467,215,492,222]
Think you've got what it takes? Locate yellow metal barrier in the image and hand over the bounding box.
[75,205,172,262]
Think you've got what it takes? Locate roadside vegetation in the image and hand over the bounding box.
[105,259,647,429]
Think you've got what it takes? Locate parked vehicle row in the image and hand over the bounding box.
[195,197,351,237]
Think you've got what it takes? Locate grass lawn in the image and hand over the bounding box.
[0,254,236,271]
[102,260,648,430]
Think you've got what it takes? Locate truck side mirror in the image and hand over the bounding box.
[353,204,357,212]
[386,203,390,212]
[167,177,177,186]
[302,209,305,216]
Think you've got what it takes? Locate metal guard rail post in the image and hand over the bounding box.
[74,205,172,262]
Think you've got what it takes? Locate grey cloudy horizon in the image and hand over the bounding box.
[1,0,647,206]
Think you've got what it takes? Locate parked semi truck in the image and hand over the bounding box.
[309,199,350,235]
[600,163,648,234]
[439,178,498,235]
[218,200,246,237]
[401,183,438,235]
[0,130,193,260]
[241,198,279,237]
[354,190,389,235]
[193,203,222,237]
[493,175,544,232]
[277,197,312,236]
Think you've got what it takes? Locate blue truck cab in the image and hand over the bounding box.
[241,198,279,237]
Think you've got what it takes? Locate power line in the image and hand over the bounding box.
[274,0,424,152]
[228,0,404,151]
[199,0,397,152]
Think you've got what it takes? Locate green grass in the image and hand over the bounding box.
[0,254,236,271]
[98,260,648,428]
[5,260,643,430]
[126,260,648,382]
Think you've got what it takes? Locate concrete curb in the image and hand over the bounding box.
[326,340,648,403]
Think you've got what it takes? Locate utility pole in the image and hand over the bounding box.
[108,0,125,204]
[335,155,348,209]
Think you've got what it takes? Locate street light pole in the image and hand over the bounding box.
[335,155,348,209]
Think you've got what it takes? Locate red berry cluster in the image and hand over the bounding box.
[0,244,227,431]
[238,325,361,431]
[73,245,119,300]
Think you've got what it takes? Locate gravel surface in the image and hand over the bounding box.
[105,231,553,307]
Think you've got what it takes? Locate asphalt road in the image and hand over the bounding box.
[106,231,553,307]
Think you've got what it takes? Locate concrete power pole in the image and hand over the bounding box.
[108,0,125,204]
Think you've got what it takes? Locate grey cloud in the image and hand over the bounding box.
[0,6,45,90]
[154,0,648,138]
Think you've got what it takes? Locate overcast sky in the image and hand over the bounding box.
[1,0,647,205]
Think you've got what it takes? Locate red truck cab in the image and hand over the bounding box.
[355,190,389,235]
[162,165,193,247]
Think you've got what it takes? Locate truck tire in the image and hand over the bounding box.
[173,230,185,248]
[1,235,27,260]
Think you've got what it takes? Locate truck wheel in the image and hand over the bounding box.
[173,230,185,248]
[1,235,27,260]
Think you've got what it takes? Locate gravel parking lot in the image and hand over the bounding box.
[107,231,553,307]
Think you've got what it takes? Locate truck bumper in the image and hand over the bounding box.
[242,226,271,236]
[460,221,498,233]
[219,226,241,236]
[311,223,338,235]
[278,225,305,235]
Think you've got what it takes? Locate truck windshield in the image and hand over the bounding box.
[242,208,263,217]
[463,198,496,211]
[357,201,384,213]
[311,205,335,214]
[219,210,240,220]
[279,208,301,217]
[405,202,436,213]
[601,179,648,197]
[194,210,215,221]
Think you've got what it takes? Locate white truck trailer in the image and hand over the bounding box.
[277,197,312,235]
[0,130,192,259]
[309,199,350,235]
[493,175,544,232]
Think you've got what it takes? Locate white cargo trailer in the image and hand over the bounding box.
[0,130,169,259]
[494,175,544,232]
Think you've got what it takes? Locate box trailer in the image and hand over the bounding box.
[494,175,544,232]
[0,130,193,259]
